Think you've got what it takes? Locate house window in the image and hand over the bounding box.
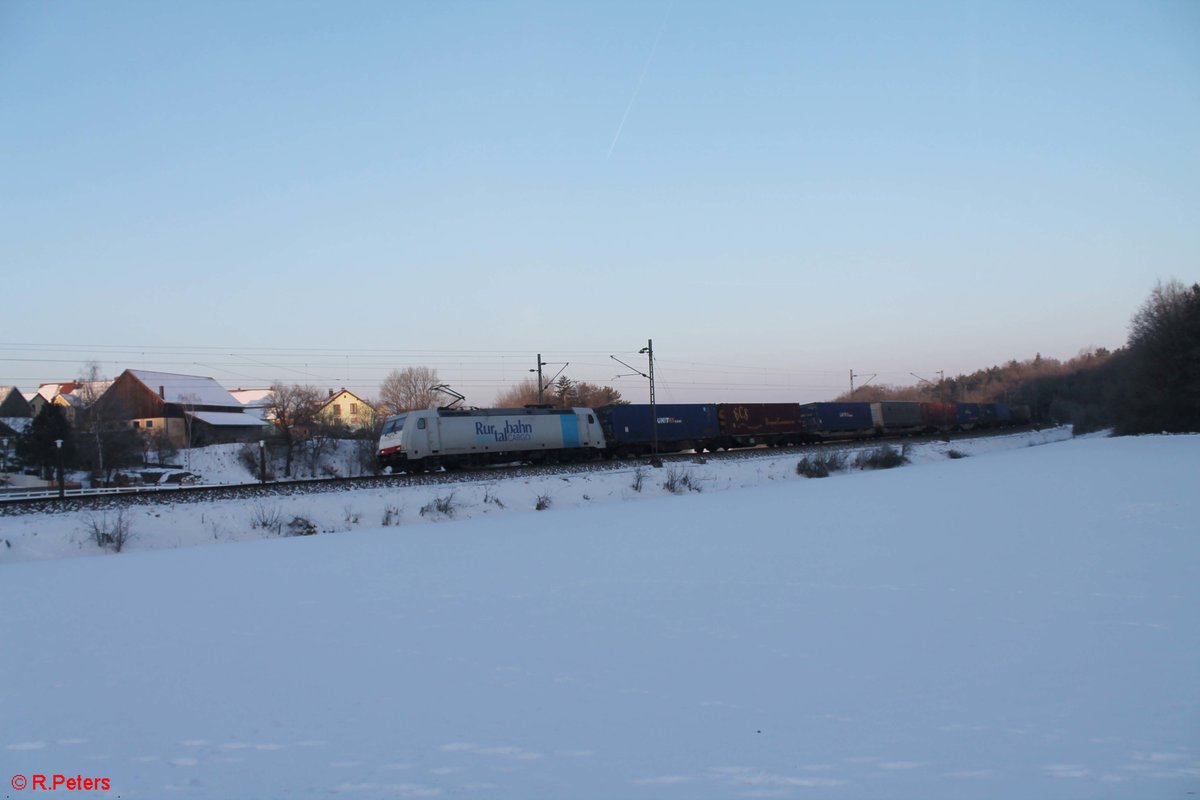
[146,420,154,428]
[350,403,358,415]
[333,405,342,417]
[132,421,140,429]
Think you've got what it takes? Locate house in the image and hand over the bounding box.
[0,386,33,419]
[27,381,110,422]
[29,382,73,417]
[317,388,377,430]
[95,370,270,448]
[0,387,33,440]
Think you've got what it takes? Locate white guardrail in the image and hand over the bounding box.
[0,484,195,502]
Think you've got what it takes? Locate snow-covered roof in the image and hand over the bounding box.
[54,381,112,406]
[126,370,241,407]
[229,388,275,407]
[186,410,271,428]
[37,382,71,402]
[0,417,31,435]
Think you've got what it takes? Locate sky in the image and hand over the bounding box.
[1,0,1197,405]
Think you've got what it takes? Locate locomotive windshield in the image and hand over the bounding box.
[381,414,407,436]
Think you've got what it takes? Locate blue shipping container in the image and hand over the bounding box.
[798,402,874,433]
[955,403,999,426]
[595,404,719,446]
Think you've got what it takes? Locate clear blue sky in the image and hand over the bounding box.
[2,0,1197,403]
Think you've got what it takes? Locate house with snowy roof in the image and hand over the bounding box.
[95,370,270,448]
[29,382,74,417]
[0,386,32,419]
[0,387,33,438]
[27,380,110,422]
[317,388,377,430]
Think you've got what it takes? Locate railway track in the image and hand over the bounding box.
[0,426,1054,517]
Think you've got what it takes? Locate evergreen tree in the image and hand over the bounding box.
[17,404,75,480]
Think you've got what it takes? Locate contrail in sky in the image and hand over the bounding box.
[607,4,672,159]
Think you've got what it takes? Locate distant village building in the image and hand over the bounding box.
[27,381,110,422]
[96,370,270,447]
[29,382,73,417]
[0,386,33,438]
[317,388,376,430]
[0,386,32,418]
[229,388,276,422]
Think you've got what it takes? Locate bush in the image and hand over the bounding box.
[631,466,647,492]
[796,451,846,478]
[286,516,318,536]
[420,492,458,519]
[535,493,552,511]
[250,504,284,536]
[946,449,967,459]
[382,505,402,527]
[854,444,909,470]
[86,509,133,552]
[662,468,700,494]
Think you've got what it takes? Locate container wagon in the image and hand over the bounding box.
[919,402,956,431]
[870,401,924,434]
[798,402,875,441]
[594,404,720,456]
[955,402,1000,430]
[714,403,805,450]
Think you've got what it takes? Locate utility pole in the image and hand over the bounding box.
[533,354,545,404]
[529,354,569,406]
[641,339,657,456]
[610,338,658,457]
[911,370,946,401]
[850,370,876,396]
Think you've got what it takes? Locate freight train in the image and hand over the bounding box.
[377,400,1031,472]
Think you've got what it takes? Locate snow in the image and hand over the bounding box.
[1,432,1197,799]
[0,417,31,434]
[186,410,272,428]
[229,389,275,407]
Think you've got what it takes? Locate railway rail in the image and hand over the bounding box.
[0,425,1053,517]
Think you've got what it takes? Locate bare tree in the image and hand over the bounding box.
[305,419,339,477]
[75,362,109,480]
[353,404,386,476]
[493,376,625,408]
[379,367,441,413]
[494,378,541,407]
[178,392,202,471]
[267,382,322,478]
[573,381,625,407]
[74,362,140,485]
[1118,279,1200,434]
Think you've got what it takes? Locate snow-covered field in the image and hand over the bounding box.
[1,431,1197,799]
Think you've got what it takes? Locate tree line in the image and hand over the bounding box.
[835,279,1200,435]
